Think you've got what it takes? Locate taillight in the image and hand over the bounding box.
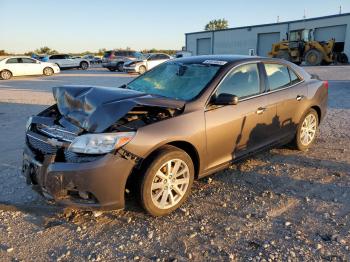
[323,80,329,90]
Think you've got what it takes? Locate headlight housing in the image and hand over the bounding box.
[68,132,135,154]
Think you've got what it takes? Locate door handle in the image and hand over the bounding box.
[256,107,266,115]
[296,95,304,101]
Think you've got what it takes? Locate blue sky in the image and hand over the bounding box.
[1,0,349,53]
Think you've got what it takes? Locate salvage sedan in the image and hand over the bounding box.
[23,55,328,216]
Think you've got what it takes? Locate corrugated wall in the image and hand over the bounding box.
[186,14,350,58]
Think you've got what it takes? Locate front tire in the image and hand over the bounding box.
[294,109,319,151]
[305,49,323,66]
[138,65,147,74]
[80,61,89,70]
[0,70,12,80]
[117,62,124,72]
[140,145,194,216]
[43,67,54,76]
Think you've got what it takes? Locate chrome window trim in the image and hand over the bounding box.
[206,60,304,107]
[239,79,305,102]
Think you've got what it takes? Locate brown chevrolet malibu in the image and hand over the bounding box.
[23,55,328,216]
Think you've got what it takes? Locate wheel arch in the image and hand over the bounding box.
[310,105,321,124]
[167,141,200,179]
[0,69,13,78]
[137,141,201,179]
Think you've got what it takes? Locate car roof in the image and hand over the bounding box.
[173,55,262,64]
[3,56,31,59]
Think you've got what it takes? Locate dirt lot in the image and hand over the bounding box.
[0,66,349,261]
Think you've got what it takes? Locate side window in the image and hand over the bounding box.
[216,63,260,99]
[157,54,169,60]
[264,63,291,91]
[6,58,19,64]
[148,55,157,61]
[50,55,57,59]
[289,68,301,85]
[22,58,36,63]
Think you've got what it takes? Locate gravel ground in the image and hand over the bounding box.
[0,66,349,261]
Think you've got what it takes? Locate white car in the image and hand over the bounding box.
[123,53,171,74]
[0,56,60,80]
[48,54,90,70]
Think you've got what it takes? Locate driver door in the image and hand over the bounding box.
[204,63,277,171]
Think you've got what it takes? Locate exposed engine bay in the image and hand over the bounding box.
[106,106,177,132]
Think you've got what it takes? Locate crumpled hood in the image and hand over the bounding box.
[53,85,185,133]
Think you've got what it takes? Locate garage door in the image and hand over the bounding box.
[197,38,211,55]
[257,32,280,57]
[314,25,347,42]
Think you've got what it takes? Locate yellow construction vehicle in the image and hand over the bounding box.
[269,29,348,66]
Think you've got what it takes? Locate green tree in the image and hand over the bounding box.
[97,48,107,56]
[34,46,58,55]
[205,19,229,31]
[0,50,9,56]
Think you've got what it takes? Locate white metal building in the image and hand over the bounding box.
[185,13,350,58]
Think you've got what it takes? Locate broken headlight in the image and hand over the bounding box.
[68,132,135,154]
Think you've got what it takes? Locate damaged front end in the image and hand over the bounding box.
[22,85,184,210]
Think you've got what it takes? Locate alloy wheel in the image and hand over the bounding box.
[139,66,146,74]
[81,62,88,70]
[151,159,190,209]
[44,67,53,76]
[300,114,317,146]
[1,70,12,80]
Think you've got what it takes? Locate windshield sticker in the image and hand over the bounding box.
[203,60,227,66]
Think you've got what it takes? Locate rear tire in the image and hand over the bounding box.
[294,108,319,151]
[305,49,323,66]
[0,70,12,80]
[43,67,54,76]
[80,61,89,70]
[108,68,117,72]
[339,53,349,64]
[139,145,194,216]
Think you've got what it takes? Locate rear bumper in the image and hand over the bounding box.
[22,144,136,210]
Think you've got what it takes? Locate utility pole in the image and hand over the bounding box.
[277,16,280,23]
[303,9,307,19]
[339,5,342,14]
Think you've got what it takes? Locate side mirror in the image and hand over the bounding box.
[214,93,239,105]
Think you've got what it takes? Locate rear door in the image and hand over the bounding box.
[204,63,276,170]
[5,58,24,76]
[262,63,307,139]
